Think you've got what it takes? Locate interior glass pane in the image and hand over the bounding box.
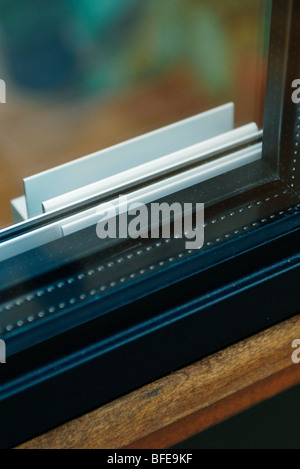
[0,0,269,228]
[3,0,300,354]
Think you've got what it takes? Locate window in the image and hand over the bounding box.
[0,0,268,226]
[0,0,300,449]
[0,0,297,352]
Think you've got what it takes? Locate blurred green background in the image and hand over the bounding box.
[0,0,269,99]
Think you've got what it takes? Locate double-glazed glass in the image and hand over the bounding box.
[0,0,299,355]
[0,0,268,227]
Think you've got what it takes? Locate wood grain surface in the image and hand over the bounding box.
[17,314,300,449]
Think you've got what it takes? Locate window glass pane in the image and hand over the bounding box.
[0,0,268,228]
[3,0,300,354]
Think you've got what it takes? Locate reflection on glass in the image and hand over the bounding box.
[0,0,268,228]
